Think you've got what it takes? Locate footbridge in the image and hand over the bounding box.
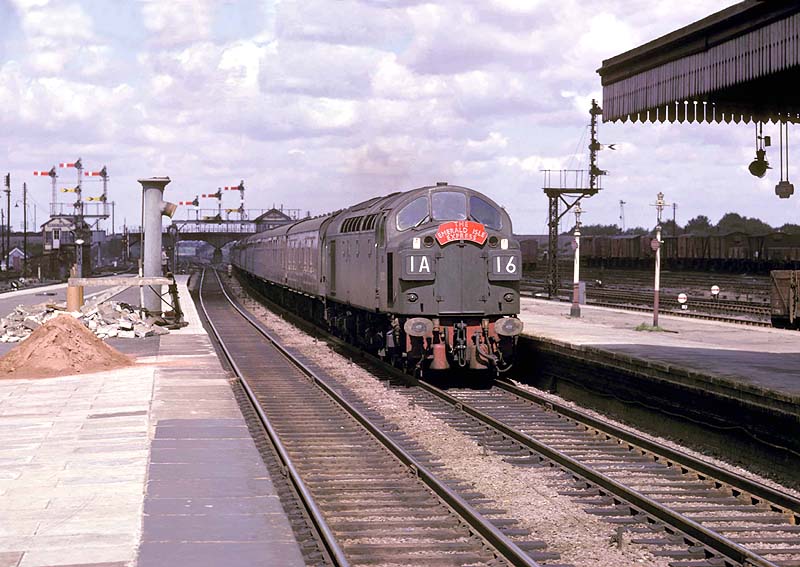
[165,219,256,249]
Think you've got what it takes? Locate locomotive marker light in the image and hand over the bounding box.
[570,203,583,318]
[652,192,668,327]
[677,292,688,311]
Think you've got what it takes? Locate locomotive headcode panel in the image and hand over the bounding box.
[401,251,435,280]
[231,183,524,375]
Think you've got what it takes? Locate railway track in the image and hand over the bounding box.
[520,290,771,327]
[524,267,771,301]
[198,268,561,567]
[519,284,772,326]
[222,268,800,566]
[521,268,772,326]
[406,380,800,567]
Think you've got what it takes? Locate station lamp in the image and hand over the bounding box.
[748,149,770,178]
[775,180,795,199]
[775,122,794,199]
[749,123,771,178]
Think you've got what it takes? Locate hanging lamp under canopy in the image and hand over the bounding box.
[597,1,800,124]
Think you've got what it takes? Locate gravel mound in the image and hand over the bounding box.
[0,314,134,380]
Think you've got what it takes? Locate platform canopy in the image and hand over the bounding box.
[597,1,800,124]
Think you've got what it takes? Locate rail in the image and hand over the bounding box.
[227,267,797,565]
[201,268,542,567]
[417,380,795,567]
[198,269,348,567]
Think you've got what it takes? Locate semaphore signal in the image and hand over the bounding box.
[32,159,112,230]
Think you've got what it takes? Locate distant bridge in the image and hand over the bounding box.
[165,219,256,249]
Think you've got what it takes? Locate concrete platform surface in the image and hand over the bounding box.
[0,275,305,567]
[519,298,800,401]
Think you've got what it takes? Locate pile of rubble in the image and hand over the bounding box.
[0,314,134,379]
[0,301,170,343]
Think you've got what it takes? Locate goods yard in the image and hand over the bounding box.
[3,1,800,567]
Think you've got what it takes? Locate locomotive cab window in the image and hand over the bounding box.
[469,196,502,229]
[431,191,467,221]
[396,196,428,230]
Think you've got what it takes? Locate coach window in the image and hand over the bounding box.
[431,191,467,221]
[396,196,428,230]
[469,196,502,229]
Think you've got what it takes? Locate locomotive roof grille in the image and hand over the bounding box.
[341,213,380,233]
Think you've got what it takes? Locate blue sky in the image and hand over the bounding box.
[2,0,796,234]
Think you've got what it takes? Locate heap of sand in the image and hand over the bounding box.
[0,314,133,379]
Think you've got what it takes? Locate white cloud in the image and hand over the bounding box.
[219,41,265,92]
[467,132,508,151]
[140,0,214,45]
[303,97,359,130]
[10,0,50,9]
[8,0,791,235]
[20,2,94,40]
[371,54,447,99]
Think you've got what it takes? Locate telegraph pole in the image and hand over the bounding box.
[23,182,28,277]
[619,200,626,231]
[4,173,10,269]
[672,202,677,237]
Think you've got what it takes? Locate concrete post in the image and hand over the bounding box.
[570,228,581,318]
[138,177,176,314]
[66,265,83,312]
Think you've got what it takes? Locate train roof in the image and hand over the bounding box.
[236,183,508,245]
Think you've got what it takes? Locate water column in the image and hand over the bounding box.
[138,177,176,314]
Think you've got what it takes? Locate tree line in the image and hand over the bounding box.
[565,213,800,237]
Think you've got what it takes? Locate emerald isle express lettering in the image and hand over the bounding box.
[435,221,488,246]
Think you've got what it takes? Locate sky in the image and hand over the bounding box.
[2,0,798,235]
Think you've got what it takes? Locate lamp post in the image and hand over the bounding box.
[14,185,29,276]
[2,173,8,270]
[570,203,583,318]
[4,174,10,267]
[652,192,667,327]
[23,183,26,276]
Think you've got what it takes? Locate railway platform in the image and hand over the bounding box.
[0,276,305,567]
[517,297,800,460]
